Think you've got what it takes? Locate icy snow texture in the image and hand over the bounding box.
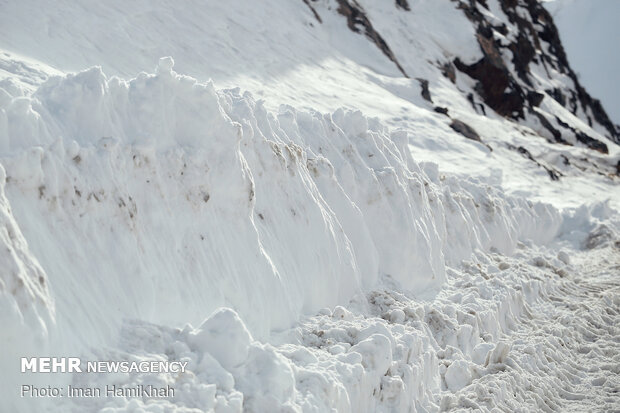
[0,61,569,411]
[0,161,54,389]
[0,59,562,340]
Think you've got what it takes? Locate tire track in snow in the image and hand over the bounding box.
[443,244,620,412]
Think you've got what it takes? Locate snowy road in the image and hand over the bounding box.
[283,241,620,412]
[437,245,620,411]
[51,237,619,412]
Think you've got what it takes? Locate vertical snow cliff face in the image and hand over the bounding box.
[0,59,560,356]
[0,161,54,405]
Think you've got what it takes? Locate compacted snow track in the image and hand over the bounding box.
[438,245,620,412]
[47,236,619,412]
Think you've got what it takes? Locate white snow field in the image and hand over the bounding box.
[0,0,619,412]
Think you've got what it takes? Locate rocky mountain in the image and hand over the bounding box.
[309,0,619,166]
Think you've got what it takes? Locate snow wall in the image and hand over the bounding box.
[0,59,562,361]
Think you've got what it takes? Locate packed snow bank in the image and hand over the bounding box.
[0,60,563,339]
[0,162,55,405]
[0,60,566,410]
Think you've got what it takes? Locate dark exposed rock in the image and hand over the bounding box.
[440,62,456,83]
[508,143,562,180]
[493,23,508,36]
[455,54,525,119]
[509,32,536,86]
[476,0,489,9]
[529,109,566,144]
[453,25,528,119]
[324,0,618,162]
[434,107,449,116]
[546,88,566,107]
[336,0,408,77]
[467,93,486,115]
[501,0,619,144]
[526,91,544,107]
[574,131,608,154]
[417,78,432,102]
[587,97,619,142]
[395,0,410,11]
[451,0,619,147]
[554,116,609,154]
[302,0,322,23]
[450,119,481,142]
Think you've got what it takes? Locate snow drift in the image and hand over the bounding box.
[0,59,562,358]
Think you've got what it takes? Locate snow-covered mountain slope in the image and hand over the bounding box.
[1,0,618,208]
[0,0,619,412]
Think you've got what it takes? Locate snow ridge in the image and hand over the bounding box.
[0,59,568,411]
